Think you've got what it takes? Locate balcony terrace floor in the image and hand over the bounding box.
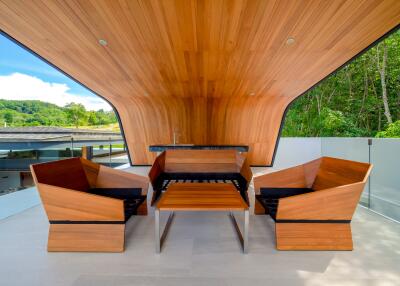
[0,167,399,286]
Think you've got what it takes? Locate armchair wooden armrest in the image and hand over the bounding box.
[254,158,320,195]
[95,165,149,195]
[37,183,125,221]
[277,182,365,221]
[254,166,307,195]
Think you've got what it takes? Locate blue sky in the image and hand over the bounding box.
[0,34,111,110]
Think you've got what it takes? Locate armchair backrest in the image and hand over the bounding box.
[31,157,90,192]
[312,157,372,191]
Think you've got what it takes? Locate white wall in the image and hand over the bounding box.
[272,137,322,169]
[252,137,322,177]
[0,187,40,220]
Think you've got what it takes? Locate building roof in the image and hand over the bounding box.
[0,127,122,142]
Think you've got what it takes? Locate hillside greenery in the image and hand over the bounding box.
[0,100,117,128]
[282,29,400,138]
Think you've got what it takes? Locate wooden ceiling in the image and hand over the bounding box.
[1,0,400,165]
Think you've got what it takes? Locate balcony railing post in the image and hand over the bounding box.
[368,138,372,209]
[109,138,112,167]
[70,137,74,157]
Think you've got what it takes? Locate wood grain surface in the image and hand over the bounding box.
[96,165,149,195]
[48,224,125,252]
[275,223,353,250]
[156,183,248,211]
[1,1,399,164]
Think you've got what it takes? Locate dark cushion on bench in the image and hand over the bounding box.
[89,188,145,221]
[89,188,142,199]
[259,188,314,220]
[153,172,250,203]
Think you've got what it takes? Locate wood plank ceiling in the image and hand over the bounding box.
[1,0,400,165]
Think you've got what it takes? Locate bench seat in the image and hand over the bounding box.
[149,150,252,205]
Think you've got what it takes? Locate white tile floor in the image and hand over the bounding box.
[0,167,399,286]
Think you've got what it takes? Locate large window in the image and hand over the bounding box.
[281,29,400,222]
[0,34,128,196]
[282,29,400,138]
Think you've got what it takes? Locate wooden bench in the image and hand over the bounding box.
[30,157,149,252]
[155,183,249,253]
[254,157,372,250]
[149,149,252,205]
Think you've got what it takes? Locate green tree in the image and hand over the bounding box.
[0,99,117,128]
[64,103,88,128]
[375,120,400,138]
[282,29,400,138]
[3,111,14,125]
[88,111,99,125]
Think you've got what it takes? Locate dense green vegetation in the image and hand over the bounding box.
[282,30,400,138]
[0,100,117,128]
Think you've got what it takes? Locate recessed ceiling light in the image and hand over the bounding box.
[99,39,108,46]
[286,37,295,45]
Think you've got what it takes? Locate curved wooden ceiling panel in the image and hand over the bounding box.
[1,0,400,165]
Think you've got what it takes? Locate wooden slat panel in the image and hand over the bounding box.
[253,158,321,195]
[165,163,238,173]
[157,183,248,211]
[148,151,166,186]
[48,224,125,252]
[165,150,237,164]
[31,158,89,192]
[312,157,372,190]
[37,183,125,221]
[1,1,400,164]
[164,150,241,173]
[277,182,367,220]
[276,223,353,250]
[80,158,100,188]
[96,165,149,195]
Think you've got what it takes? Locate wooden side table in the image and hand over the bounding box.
[155,183,249,253]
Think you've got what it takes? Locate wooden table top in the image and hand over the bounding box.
[156,183,248,211]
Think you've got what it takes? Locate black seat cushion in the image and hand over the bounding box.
[259,188,314,220]
[89,188,145,221]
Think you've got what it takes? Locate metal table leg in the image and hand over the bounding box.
[243,210,249,253]
[155,209,160,253]
[229,209,250,253]
[155,210,175,253]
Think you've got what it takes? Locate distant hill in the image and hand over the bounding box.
[0,99,117,128]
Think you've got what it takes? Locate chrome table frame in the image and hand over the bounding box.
[155,209,249,254]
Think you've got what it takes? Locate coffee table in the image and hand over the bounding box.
[155,183,249,253]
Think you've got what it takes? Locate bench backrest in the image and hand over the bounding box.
[164,150,239,173]
[149,149,252,191]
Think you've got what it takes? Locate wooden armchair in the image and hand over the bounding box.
[254,157,372,250]
[30,157,149,252]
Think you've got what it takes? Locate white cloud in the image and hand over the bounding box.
[0,72,112,111]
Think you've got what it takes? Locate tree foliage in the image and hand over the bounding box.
[0,99,117,128]
[375,120,400,138]
[282,30,400,138]
[65,103,88,128]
